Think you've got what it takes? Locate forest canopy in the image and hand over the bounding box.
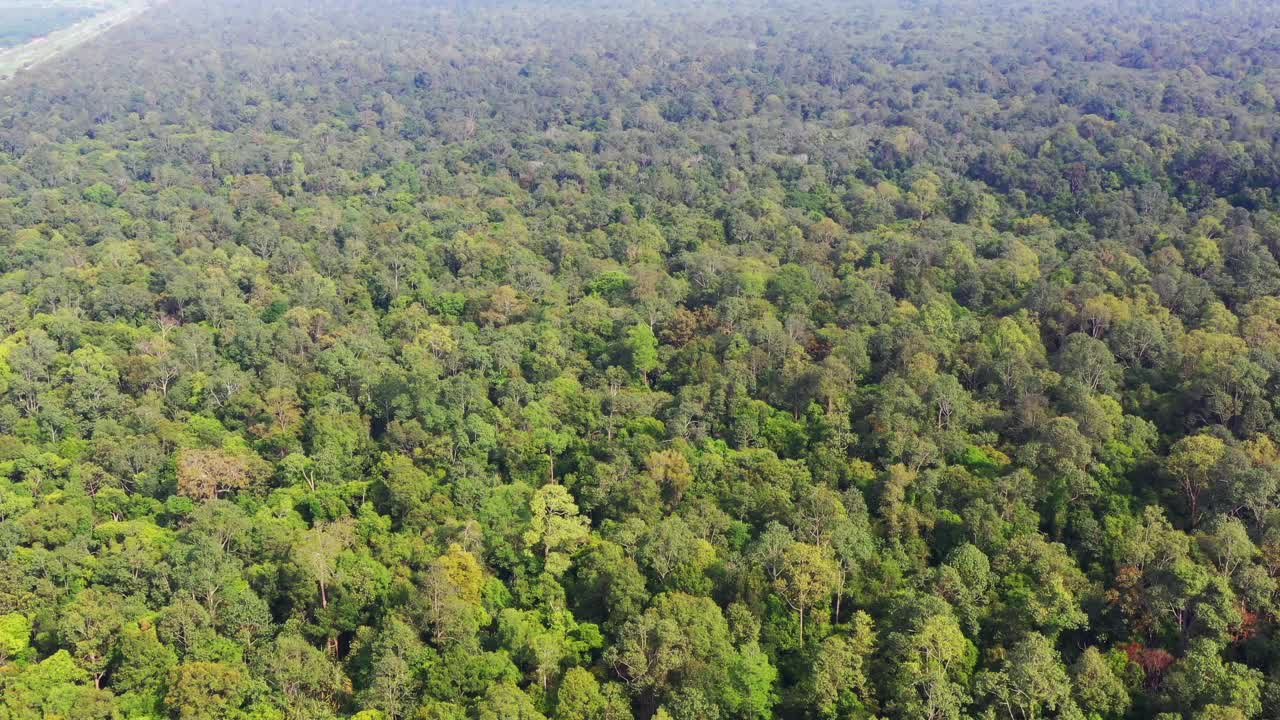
[2,0,1280,718]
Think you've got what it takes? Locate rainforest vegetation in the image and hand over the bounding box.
[3,0,1280,718]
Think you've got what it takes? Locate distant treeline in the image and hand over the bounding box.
[0,5,95,48]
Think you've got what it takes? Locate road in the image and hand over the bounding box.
[0,1,157,82]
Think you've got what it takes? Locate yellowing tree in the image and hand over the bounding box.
[175,448,260,501]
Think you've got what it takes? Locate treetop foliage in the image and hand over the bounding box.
[2,0,1280,718]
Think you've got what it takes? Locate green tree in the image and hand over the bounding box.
[993,534,1088,638]
[295,518,355,610]
[977,632,1076,720]
[112,623,178,716]
[884,598,975,720]
[58,589,127,689]
[0,649,116,720]
[605,593,740,713]
[0,612,31,663]
[937,543,991,637]
[1161,640,1262,719]
[569,540,649,632]
[358,616,425,719]
[266,634,348,718]
[556,667,609,720]
[525,484,590,576]
[498,608,598,690]
[1071,647,1130,719]
[625,323,659,386]
[417,543,490,647]
[165,662,250,720]
[1166,434,1227,527]
[476,682,547,720]
[774,541,840,643]
[809,611,877,719]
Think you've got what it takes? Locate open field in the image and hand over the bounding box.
[0,0,153,81]
[0,5,96,48]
